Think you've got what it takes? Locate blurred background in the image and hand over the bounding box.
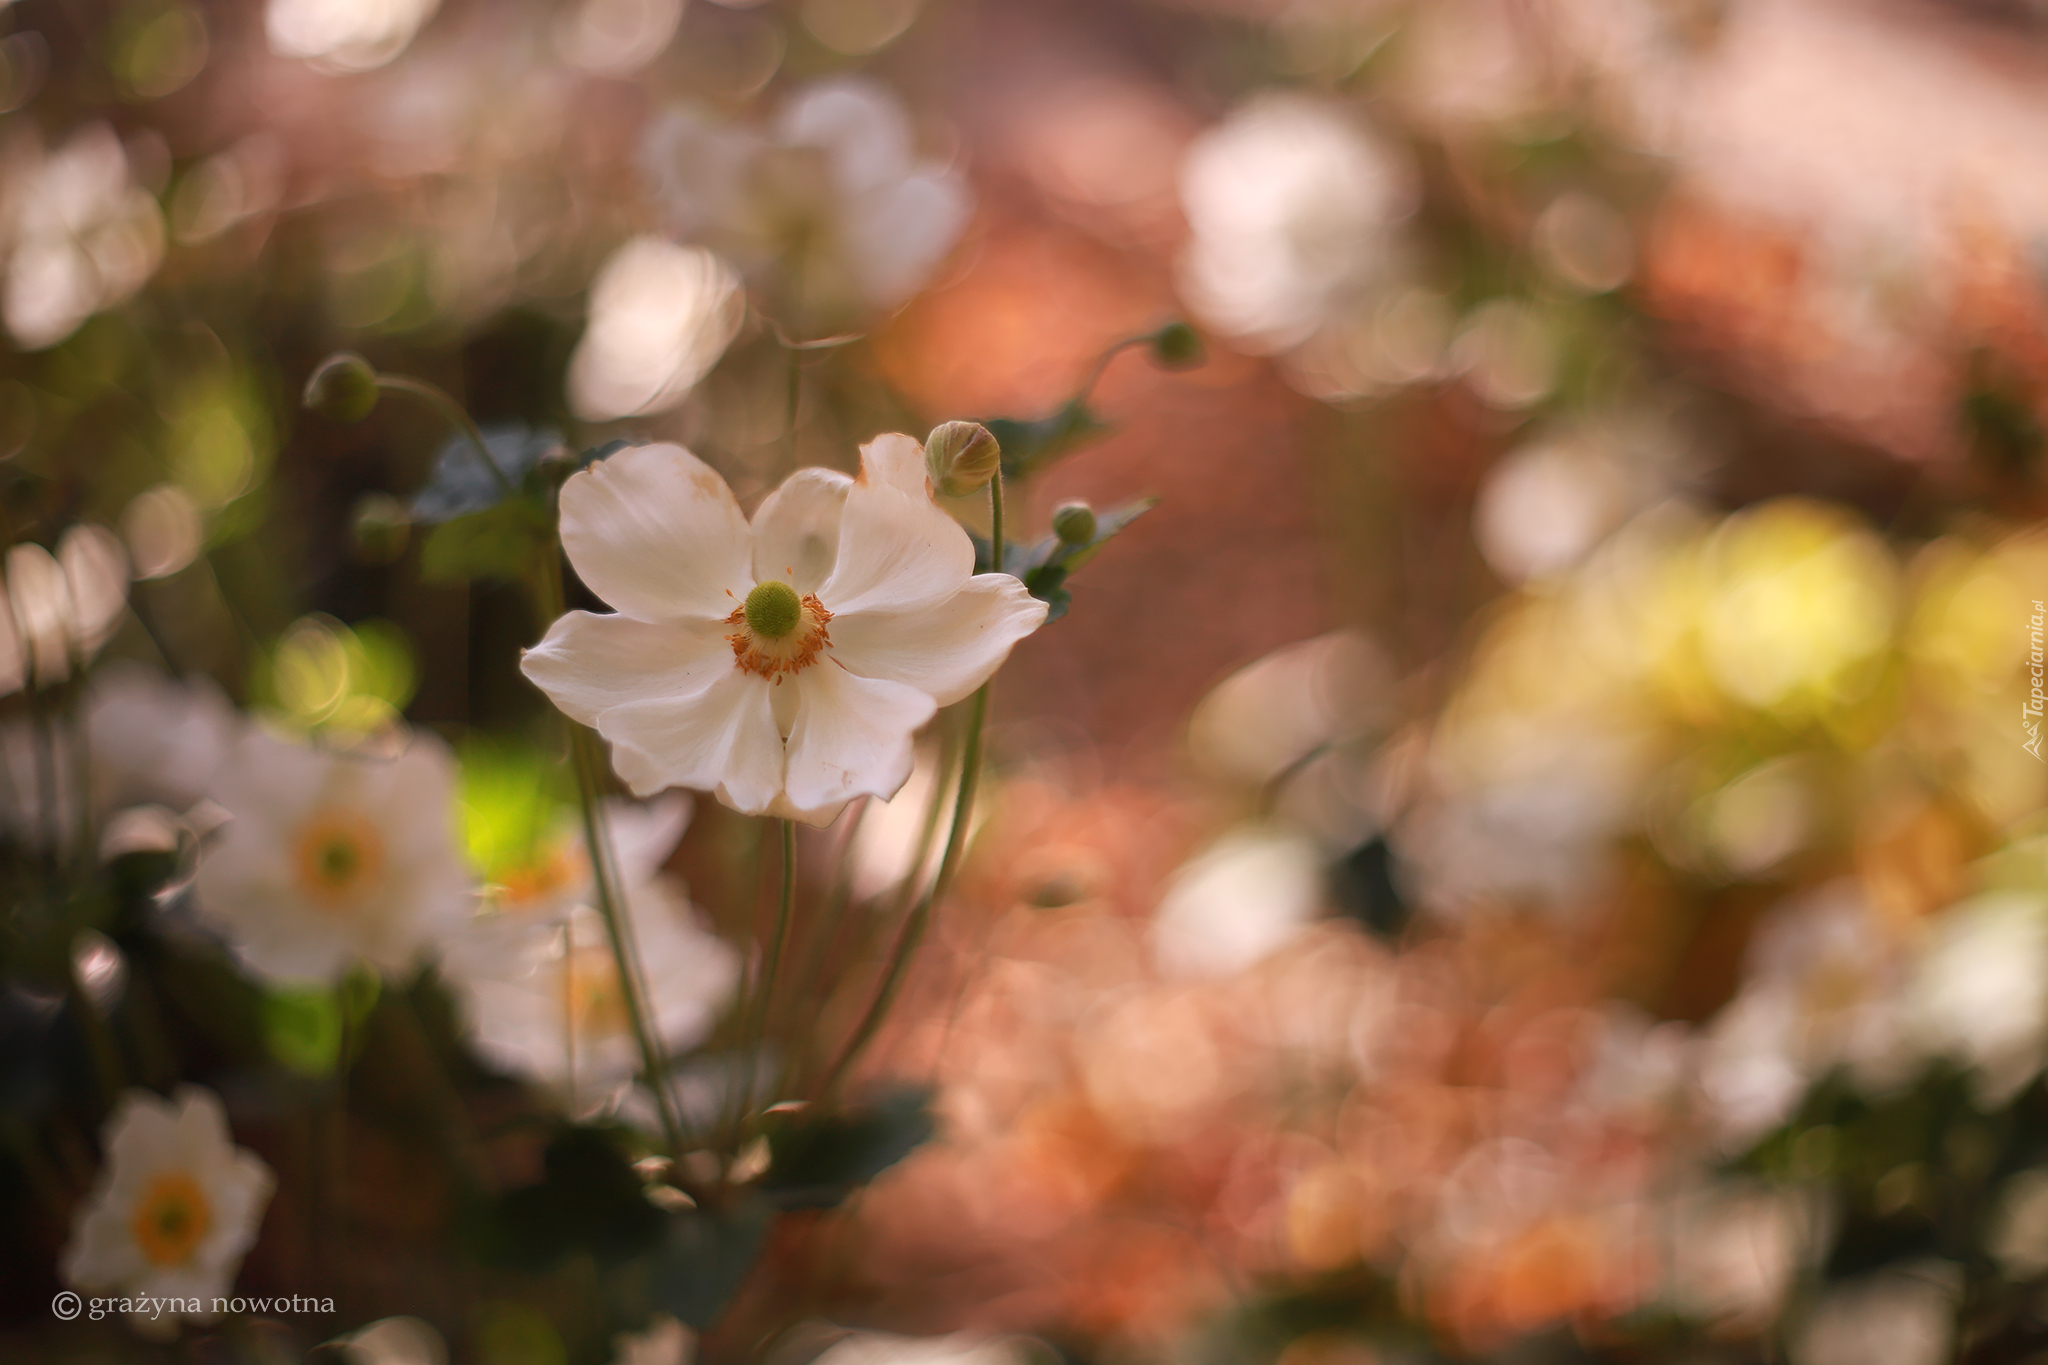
[6,0,2048,1361]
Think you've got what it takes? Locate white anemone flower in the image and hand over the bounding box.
[522,436,1046,825]
[60,1086,274,1339]
[640,78,971,322]
[192,727,474,984]
[2,125,166,351]
[441,797,741,1101]
[566,238,744,423]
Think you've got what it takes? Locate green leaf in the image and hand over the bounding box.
[984,400,1112,482]
[648,1195,776,1329]
[759,1086,936,1209]
[479,1125,666,1270]
[411,424,565,524]
[417,501,552,586]
[264,986,344,1077]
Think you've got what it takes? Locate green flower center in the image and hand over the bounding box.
[744,580,802,640]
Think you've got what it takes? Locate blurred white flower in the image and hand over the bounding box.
[337,1316,447,1365]
[266,0,440,72]
[192,726,473,983]
[1905,891,2048,1104]
[1152,824,1325,980]
[442,797,740,1101]
[1989,1168,2048,1280]
[640,78,972,321]
[1186,630,1388,788]
[566,238,744,422]
[1663,1182,1808,1328]
[556,0,683,76]
[521,437,1045,825]
[812,1331,1027,1365]
[609,1313,692,1365]
[60,1086,274,1339]
[1177,92,1414,352]
[0,524,130,696]
[1794,1264,1956,1365]
[1,125,164,350]
[1698,883,1911,1146]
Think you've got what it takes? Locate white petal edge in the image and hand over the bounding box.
[521,611,734,728]
[816,437,971,617]
[558,443,752,622]
[749,466,851,596]
[783,664,935,814]
[831,573,1048,708]
[599,669,785,814]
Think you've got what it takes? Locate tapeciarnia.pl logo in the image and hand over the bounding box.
[2027,599,2045,761]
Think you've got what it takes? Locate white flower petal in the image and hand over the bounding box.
[521,611,733,728]
[843,171,971,310]
[783,664,934,813]
[817,437,971,616]
[832,574,1048,708]
[775,78,914,194]
[749,466,851,595]
[559,443,752,622]
[600,669,784,813]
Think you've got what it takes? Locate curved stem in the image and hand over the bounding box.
[533,548,690,1156]
[816,471,1004,1097]
[736,821,797,1137]
[374,374,516,501]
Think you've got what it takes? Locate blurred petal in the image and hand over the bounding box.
[59,523,129,655]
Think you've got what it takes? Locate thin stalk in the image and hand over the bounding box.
[817,473,1004,1096]
[374,374,516,502]
[735,821,797,1137]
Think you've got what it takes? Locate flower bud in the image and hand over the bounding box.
[924,421,1001,498]
[303,352,380,423]
[1051,500,1097,546]
[1149,322,1204,370]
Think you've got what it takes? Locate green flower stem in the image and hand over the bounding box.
[817,471,1004,1097]
[373,374,517,502]
[533,547,691,1158]
[734,820,797,1143]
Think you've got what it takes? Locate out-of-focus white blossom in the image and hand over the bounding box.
[1177,92,1414,352]
[1,125,164,350]
[60,1087,274,1339]
[192,726,474,984]
[1698,883,1911,1146]
[812,1330,1028,1365]
[566,238,744,422]
[0,525,129,695]
[1187,630,1388,788]
[266,0,440,72]
[337,1316,448,1365]
[1905,891,2048,1104]
[1794,1264,1956,1365]
[609,1313,692,1365]
[640,78,971,322]
[556,0,683,76]
[441,798,740,1103]
[1152,824,1325,980]
[1663,1182,1809,1328]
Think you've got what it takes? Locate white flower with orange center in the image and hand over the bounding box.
[441,796,740,1102]
[521,435,1047,824]
[60,1086,274,1338]
[192,727,475,983]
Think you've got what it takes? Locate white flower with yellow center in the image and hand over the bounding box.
[60,1086,274,1338]
[441,797,741,1102]
[191,727,474,983]
[521,435,1046,825]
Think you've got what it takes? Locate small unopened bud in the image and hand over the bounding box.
[303,352,380,423]
[1149,322,1204,370]
[924,421,1001,498]
[350,493,410,564]
[1052,500,1097,546]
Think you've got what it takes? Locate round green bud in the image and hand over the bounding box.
[350,493,411,564]
[304,352,380,423]
[924,420,1002,498]
[744,580,802,640]
[1051,500,1097,546]
[1149,322,1204,370]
